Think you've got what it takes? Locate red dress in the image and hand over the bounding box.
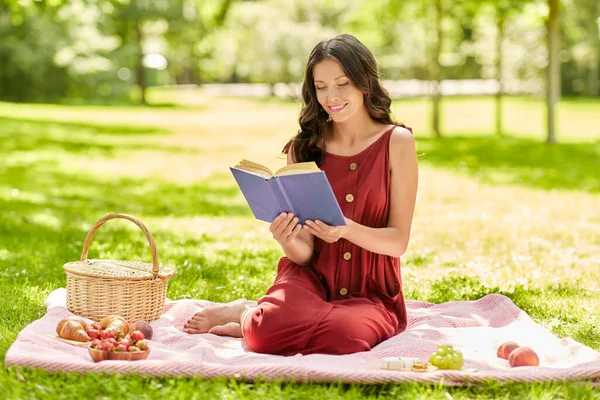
[242,125,408,355]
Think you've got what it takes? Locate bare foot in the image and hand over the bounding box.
[184,299,256,335]
[209,322,243,338]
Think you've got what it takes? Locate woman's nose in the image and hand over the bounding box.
[328,87,341,103]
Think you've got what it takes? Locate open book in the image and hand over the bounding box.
[230,159,346,226]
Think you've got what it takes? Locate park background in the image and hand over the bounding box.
[1,0,599,398]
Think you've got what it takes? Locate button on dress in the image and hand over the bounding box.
[242,125,410,355]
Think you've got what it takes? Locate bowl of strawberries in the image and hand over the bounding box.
[88,328,150,362]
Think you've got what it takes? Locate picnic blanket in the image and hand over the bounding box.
[5,288,600,385]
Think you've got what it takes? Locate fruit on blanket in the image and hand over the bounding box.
[130,330,145,342]
[429,344,464,370]
[56,316,91,342]
[86,328,100,340]
[508,347,539,367]
[118,338,131,350]
[100,315,129,336]
[90,322,103,331]
[135,339,148,351]
[130,320,153,340]
[88,332,150,362]
[497,341,520,360]
[100,329,117,340]
[89,346,109,362]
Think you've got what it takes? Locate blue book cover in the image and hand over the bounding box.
[230,161,346,226]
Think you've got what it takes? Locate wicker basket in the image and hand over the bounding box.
[63,213,175,323]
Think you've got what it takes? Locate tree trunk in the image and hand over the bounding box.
[495,12,505,136]
[135,19,146,105]
[588,1,599,96]
[431,0,442,138]
[590,53,599,97]
[546,0,560,144]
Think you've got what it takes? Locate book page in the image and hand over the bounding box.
[233,159,274,179]
[274,162,320,176]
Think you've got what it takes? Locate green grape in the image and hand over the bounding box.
[428,345,464,370]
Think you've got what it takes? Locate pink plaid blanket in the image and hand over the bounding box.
[5,289,600,385]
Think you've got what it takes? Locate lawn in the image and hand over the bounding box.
[1,94,599,399]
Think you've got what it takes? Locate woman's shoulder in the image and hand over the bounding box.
[389,124,415,154]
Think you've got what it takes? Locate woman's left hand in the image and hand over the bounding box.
[303,218,351,243]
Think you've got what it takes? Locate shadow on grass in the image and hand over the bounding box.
[0,116,195,157]
[1,166,249,220]
[0,116,168,136]
[416,135,600,192]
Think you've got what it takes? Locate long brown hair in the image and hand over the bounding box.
[283,33,397,164]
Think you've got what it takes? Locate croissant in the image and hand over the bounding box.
[100,315,129,336]
[56,316,91,342]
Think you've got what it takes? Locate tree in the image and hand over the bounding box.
[163,0,234,85]
[546,0,560,143]
[492,0,528,136]
[431,0,443,138]
[107,0,184,104]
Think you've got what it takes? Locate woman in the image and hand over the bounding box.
[185,33,418,356]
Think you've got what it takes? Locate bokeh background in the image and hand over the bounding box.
[1,1,600,398]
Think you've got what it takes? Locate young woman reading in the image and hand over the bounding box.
[184,33,418,356]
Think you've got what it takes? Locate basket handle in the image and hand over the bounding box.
[80,213,159,276]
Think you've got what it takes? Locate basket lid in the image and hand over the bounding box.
[63,259,175,281]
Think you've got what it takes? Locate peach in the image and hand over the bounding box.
[497,341,520,360]
[130,320,153,340]
[508,347,539,367]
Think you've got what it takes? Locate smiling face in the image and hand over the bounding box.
[313,58,365,124]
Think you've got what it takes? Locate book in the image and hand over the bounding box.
[230,159,346,226]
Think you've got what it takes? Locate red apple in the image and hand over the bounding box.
[116,344,128,352]
[508,347,539,367]
[497,341,520,360]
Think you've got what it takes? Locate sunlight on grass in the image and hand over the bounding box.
[1,96,600,398]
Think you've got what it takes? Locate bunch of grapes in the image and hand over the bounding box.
[429,344,464,370]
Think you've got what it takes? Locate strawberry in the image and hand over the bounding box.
[118,338,130,350]
[86,328,100,340]
[130,330,144,342]
[135,339,148,351]
[91,322,102,331]
[100,330,116,340]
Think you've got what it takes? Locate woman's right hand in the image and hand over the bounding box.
[270,212,302,247]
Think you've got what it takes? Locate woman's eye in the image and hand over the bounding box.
[316,86,326,91]
[339,83,349,87]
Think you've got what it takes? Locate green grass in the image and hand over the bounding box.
[1,95,599,399]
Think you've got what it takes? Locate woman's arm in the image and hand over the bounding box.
[305,126,418,258]
[277,150,315,266]
[344,126,418,257]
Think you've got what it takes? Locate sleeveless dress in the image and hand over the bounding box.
[242,125,409,355]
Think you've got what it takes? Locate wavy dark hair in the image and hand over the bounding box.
[283,33,397,164]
